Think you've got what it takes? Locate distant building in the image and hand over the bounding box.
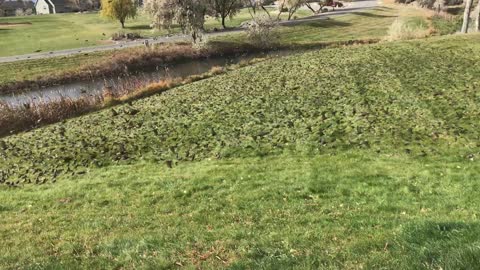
[35,0,100,14]
[0,0,34,16]
[35,0,69,14]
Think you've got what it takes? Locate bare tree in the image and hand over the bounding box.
[461,0,473,33]
[246,14,278,47]
[245,0,271,18]
[145,0,207,43]
[277,0,304,20]
[305,0,326,14]
[207,0,241,28]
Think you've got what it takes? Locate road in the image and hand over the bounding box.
[0,0,378,63]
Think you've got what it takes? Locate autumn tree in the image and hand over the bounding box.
[101,0,137,28]
[145,0,207,43]
[207,0,241,28]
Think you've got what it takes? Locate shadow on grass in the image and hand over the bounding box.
[382,221,480,269]
[350,11,397,18]
[282,18,352,28]
[372,6,394,10]
[125,25,152,30]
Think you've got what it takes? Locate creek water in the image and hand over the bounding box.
[0,50,294,106]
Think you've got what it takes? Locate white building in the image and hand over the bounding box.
[35,0,67,14]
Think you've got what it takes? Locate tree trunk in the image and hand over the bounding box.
[475,2,480,31]
[261,5,271,18]
[305,3,316,14]
[192,31,197,43]
[461,0,473,33]
[120,20,125,28]
[222,15,226,28]
[276,3,284,20]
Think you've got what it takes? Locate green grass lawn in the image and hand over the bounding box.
[1,151,479,269]
[218,5,431,45]
[1,34,480,268]
[0,12,155,57]
[0,8,310,57]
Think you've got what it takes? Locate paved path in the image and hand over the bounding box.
[0,0,378,63]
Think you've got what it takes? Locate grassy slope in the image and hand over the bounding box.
[0,8,310,57]
[1,34,480,268]
[0,5,425,88]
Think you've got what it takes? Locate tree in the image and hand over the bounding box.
[207,0,241,28]
[101,0,137,28]
[145,0,207,43]
[67,0,100,11]
[0,0,4,18]
[277,0,304,20]
[244,0,271,18]
[461,0,473,33]
[474,1,480,31]
[304,0,327,14]
[246,14,278,47]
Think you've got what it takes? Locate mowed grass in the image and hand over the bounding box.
[0,8,310,57]
[217,4,431,45]
[0,12,155,57]
[1,35,480,268]
[1,151,479,269]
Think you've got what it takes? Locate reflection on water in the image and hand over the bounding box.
[0,50,294,106]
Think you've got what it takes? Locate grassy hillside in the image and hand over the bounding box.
[1,34,480,268]
[1,34,479,183]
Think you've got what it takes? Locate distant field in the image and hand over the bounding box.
[0,8,310,57]
[215,4,432,45]
[1,34,480,268]
[0,5,429,87]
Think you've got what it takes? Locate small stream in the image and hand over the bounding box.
[0,50,294,106]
